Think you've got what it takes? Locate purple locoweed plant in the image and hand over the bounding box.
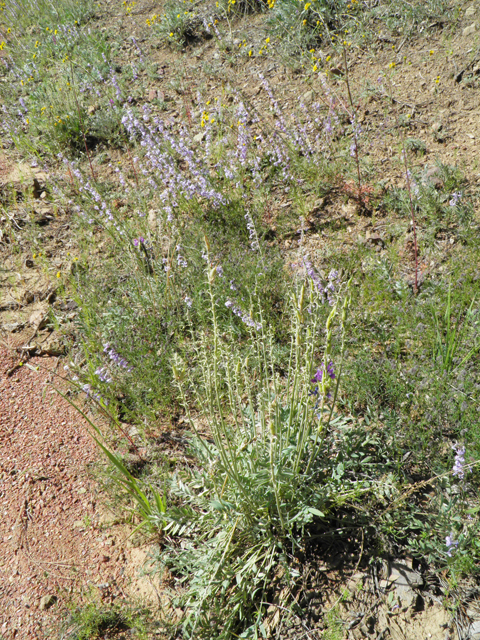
[245,212,260,252]
[103,342,133,372]
[95,366,113,383]
[452,443,471,480]
[176,245,188,267]
[449,191,462,207]
[311,361,335,384]
[301,258,339,305]
[225,299,262,331]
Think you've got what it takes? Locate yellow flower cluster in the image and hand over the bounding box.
[146,13,160,25]
[122,0,136,14]
[257,36,271,56]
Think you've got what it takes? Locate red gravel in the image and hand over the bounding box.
[0,346,128,639]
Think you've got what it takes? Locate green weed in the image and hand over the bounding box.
[58,600,153,640]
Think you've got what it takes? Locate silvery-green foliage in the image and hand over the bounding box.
[155,246,397,638]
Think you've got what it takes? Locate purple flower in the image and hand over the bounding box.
[185,296,193,307]
[133,237,145,247]
[311,361,335,384]
[446,535,458,557]
[176,245,187,267]
[225,299,261,331]
[452,443,469,479]
[326,361,335,379]
[245,213,259,251]
[95,366,112,383]
[301,259,338,305]
[449,192,461,207]
[103,343,133,372]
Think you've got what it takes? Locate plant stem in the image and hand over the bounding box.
[401,147,419,293]
[343,47,362,202]
[69,61,96,182]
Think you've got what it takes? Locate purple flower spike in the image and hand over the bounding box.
[452,443,469,479]
[311,361,334,384]
[446,535,458,557]
[326,361,335,380]
[449,192,461,207]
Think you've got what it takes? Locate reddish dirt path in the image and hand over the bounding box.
[0,346,128,639]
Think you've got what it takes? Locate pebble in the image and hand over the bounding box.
[193,132,206,144]
[301,90,314,104]
[39,594,57,610]
[469,620,480,640]
[463,23,476,36]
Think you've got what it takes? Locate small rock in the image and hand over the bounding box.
[2,322,24,332]
[147,88,157,101]
[431,121,443,133]
[98,509,116,526]
[39,594,57,610]
[193,131,206,144]
[423,165,444,188]
[73,520,84,529]
[301,90,314,104]
[390,561,422,606]
[366,231,384,246]
[469,620,480,640]
[466,606,480,620]
[28,308,48,330]
[465,6,476,17]
[101,555,110,563]
[463,23,476,37]
[77,487,87,494]
[148,209,159,232]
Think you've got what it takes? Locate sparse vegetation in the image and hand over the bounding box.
[1,0,480,637]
